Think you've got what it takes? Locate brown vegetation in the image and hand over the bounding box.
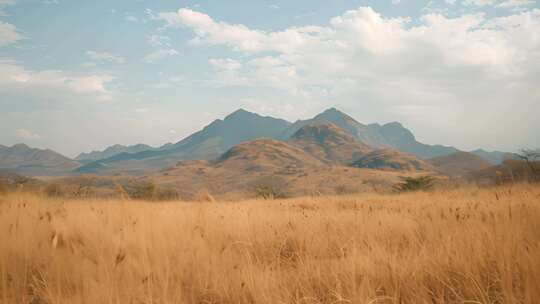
[1,184,539,303]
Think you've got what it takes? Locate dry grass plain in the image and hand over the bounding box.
[1,184,539,304]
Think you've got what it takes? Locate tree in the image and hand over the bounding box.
[394,176,435,193]
[515,149,540,181]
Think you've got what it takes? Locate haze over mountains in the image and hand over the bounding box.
[1,108,513,177]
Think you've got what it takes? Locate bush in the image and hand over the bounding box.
[252,176,289,199]
[124,180,157,200]
[44,183,64,197]
[394,176,434,193]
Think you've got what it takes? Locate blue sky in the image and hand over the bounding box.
[1,0,539,157]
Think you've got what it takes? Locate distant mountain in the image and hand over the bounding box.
[216,138,325,170]
[154,139,409,199]
[76,144,156,162]
[351,149,435,171]
[428,151,491,176]
[281,108,459,159]
[288,122,371,164]
[0,144,79,175]
[470,149,514,165]
[76,109,292,174]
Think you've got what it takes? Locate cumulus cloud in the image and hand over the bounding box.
[144,48,179,63]
[86,50,125,64]
[0,59,115,101]
[156,6,540,150]
[0,21,22,46]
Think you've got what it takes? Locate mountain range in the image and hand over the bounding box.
[1,108,513,176]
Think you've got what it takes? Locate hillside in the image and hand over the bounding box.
[428,151,491,176]
[0,144,79,176]
[288,122,371,164]
[470,149,514,165]
[76,109,292,174]
[351,149,435,171]
[281,108,459,159]
[151,139,410,199]
[471,159,540,184]
[76,144,156,162]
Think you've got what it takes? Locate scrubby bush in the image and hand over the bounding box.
[44,183,64,197]
[394,176,434,193]
[124,180,157,200]
[252,176,289,199]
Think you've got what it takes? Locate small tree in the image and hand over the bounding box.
[251,176,288,199]
[394,176,435,193]
[515,149,540,181]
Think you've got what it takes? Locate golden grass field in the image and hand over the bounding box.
[1,184,539,304]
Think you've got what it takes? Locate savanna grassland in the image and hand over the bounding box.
[1,184,539,304]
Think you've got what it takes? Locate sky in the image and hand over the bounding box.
[0,0,539,157]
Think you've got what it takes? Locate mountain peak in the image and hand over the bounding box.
[314,108,362,126]
[289,122,371,164]
[224,108,258,120]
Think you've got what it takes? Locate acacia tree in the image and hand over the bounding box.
[516,149,540,181]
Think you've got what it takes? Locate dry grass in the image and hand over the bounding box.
[0,184,539,304]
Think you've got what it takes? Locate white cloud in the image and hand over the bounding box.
[86,50,125,64]
[209,58,242,70]
[497,0,535,7]
[15,128,41,140]
[157,6,540,150]
[0,58,115,100]
[462,0,497,6]
[146,34,171,47]
[144,48,179,63]
[0,21,22,46]
[463,0,536,7]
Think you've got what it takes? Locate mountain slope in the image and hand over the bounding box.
[281,108,458,159]
[428,151,492,176]
[76,144,156,162]
[351,149,435,171]
[288,122,371,164]
[152,139,412,199]
[0,144,80,175]
[470,149,514,165]
[76,109,292,174]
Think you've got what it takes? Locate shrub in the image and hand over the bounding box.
[394,176,434,193]
[252,176,288,199]
[44,183,64,197]
[124,180,157,200]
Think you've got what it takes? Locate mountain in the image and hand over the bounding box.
[288,122,371,164]
[428,151,492,176]
[281,108,459,159]
[76,144,156,162]
[152,139,411,199]
[470,149,514,165]
[216,138,325,171]
[0,144,80,175]
[76,109,292,174]
[351,149,435,171]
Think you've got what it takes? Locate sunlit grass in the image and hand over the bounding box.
[1,184,539,303]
